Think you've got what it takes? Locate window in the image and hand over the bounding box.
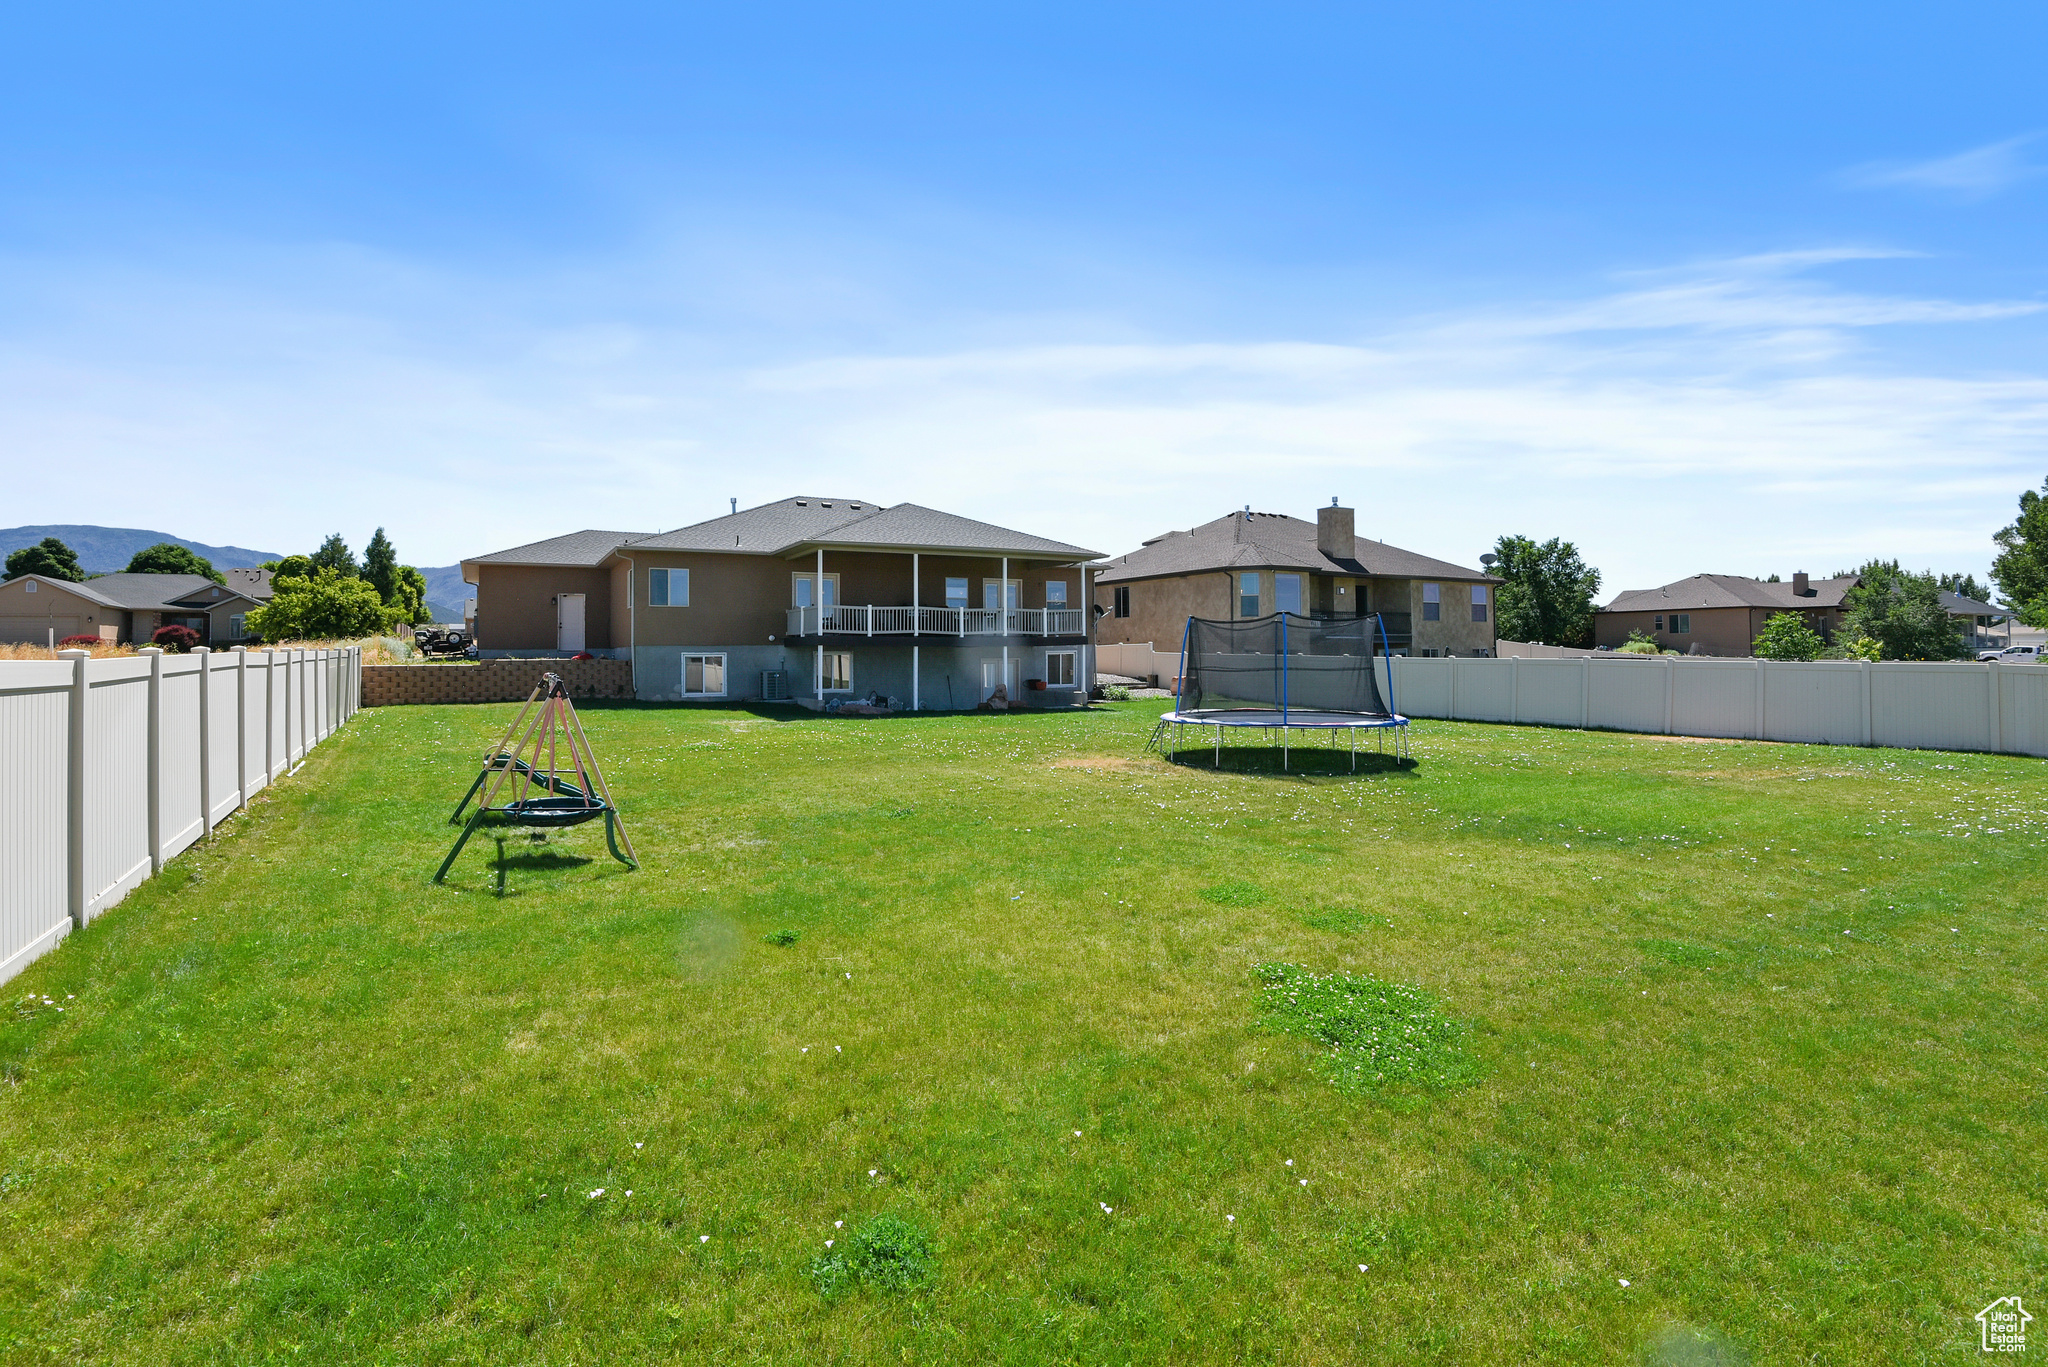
[1654,615,1664,631]
[983,579,1020,611]
[1240,572,1261,618]
[648,567,689,607]
[1673,613,1691,634]
[945,577,969,609]
[1471,584,1488,623]
[1044,580,1067,606]
[1113,585,1130,618]
[228,614,246,638]
[820,651,852,692]
[1422,582,1441,622]
[682,653,726,696]
[1275,573,1303,616]
[1046,650,1077,686]
[24,581,36,593]
[792,573,838,608]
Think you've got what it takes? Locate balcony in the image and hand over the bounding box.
[787,605,1086,639]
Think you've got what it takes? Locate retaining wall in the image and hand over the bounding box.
[363,658,635,706]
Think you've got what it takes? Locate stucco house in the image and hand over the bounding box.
[0,569,273,646]
[1092,504,1499,658]
[460,498,1103,706]
[1596,571,1855,656]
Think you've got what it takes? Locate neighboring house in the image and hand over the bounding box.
[460,498,1104,705]
[1092,504,1499,657]
[1940,590,2011,652]
[1596,571,1855,656]
[0,569,274,646]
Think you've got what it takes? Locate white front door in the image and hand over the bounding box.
[556,594,586,652]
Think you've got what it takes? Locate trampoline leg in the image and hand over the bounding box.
[605,809,637,868]
[1284,727,1289,771]
[434,811,486,884]
[1215,724,1222,767]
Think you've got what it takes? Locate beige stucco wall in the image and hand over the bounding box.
[474,565,616,652]
[1595,606,1843,656]
[1094,569,1496,655]
[0,578,114,644]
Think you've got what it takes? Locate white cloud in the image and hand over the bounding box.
[1841,135,2044,198]
[0,244,2041,591]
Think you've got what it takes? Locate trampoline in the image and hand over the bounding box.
[1145,612,1410,770]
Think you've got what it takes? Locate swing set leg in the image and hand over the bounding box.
[434,811,486,883]
[448,765,492,825]
[605,810,637,869]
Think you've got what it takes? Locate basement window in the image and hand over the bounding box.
[682,653,726,697]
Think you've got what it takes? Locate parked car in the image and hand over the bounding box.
[1977,644,2042,663]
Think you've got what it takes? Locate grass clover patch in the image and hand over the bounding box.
[806,1212,937,1297]
[1254,963,1482,1096]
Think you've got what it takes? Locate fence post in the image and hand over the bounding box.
[296,648,308,765]
[1859,660,1872,747]
[1580,658,1591,730]
[264,650,275,781]
[1754,659,1766,741]
[1989,662,2003,754]
[234,646,248,810]
[1662,657,1675,734]
[1449,654,1459,719]
[1509,656,1520,725]
[196,647,213,838]
[62,650,90,929]
[142,647,165,873]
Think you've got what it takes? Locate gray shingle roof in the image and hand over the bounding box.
[1604,574,1859,613]
[1094,511,1493,584]
[462,530,650,568]
[75,573,224,610]
[6,574,121,607]
[607,497,1098,560]
[1940,590,2003,616]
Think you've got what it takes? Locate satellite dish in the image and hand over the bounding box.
[1480,553,1499,567]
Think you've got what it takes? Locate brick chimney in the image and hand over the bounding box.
[1317,500,1355,558]
[1793,571,1811,597]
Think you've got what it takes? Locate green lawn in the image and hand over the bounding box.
[2,700,2043,1365]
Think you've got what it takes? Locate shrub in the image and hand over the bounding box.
[805,1213,937,1297]
[57,635,103,648]
[1253,962,1482,1095]
[151,624,201,653]
[1615,629,1665,655]
[247,566,396,641]
[1751,611,1825,662]
[1099,683,1132,701]
[763,929,801,946]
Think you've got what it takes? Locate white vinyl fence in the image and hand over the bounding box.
[1381,655,2048,758]
[0,645,362,986]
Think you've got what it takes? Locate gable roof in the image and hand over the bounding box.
[1,573,123,607]
[71,573,226,610]
[1094,510,1493,584]
[463,530,651,570]
[1604,574,1859,613]
[224,567,275,600]
[467,498,1100,565]
[1940,590,2003,616]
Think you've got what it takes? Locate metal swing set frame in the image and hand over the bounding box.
[435,672,637,886]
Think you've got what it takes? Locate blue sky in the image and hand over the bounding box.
[3,3,2045,592]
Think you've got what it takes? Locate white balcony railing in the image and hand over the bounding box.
[786,606,1085,637]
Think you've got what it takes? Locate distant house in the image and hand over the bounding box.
[0,569,273,646]
[1596,572,1855,656]
[1092,504,1499,657]
[460,498,1102,705]
[1940,590,2011,652]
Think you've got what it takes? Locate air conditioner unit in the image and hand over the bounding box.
[760,669,792,701]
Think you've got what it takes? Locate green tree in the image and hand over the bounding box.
[124,542,225,583]
[1991,477,2048,626]
[1838,560,1967,661]
[1751,611,1825,661]
[363,528,398,599]
[392,565,429,624]
[4,536,85,582]
[1489,535,1602,648]
[245,565,395,641]
[310,534,359,578]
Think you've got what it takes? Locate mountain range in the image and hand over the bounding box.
[1,524,468,622]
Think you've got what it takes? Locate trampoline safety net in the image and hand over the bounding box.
[1177,612,1392,721]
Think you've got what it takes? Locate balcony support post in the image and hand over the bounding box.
[913,645,920,712]
[912,552,919,637]
[1001,557,1009,636]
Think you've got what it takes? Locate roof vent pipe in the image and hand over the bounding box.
[731,497,738,515]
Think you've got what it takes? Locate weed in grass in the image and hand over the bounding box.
[1254,963,1482,1094]
[1301,907,1380,933]
[763,928,801,946]
[1639,938,1722,968]
[1200,879,1266,906]
[806,1213,937,1297]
